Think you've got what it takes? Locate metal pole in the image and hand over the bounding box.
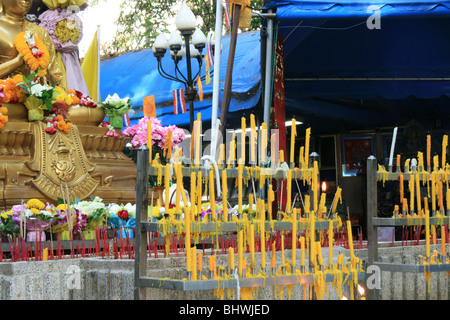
[134,145,149,300]
[263,9,274,128]
[182,31,196,134]
[210,0,223,160]
[366,155,379,300]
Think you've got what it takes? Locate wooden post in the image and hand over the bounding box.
[134,145,149,300]
[219,4,241,134]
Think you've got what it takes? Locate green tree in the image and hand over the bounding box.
[102,0,263,54]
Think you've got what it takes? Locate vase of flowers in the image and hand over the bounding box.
[99,94,131,129]
[107,203,136,239]
[17,73,55,122]
[122,116,186,166]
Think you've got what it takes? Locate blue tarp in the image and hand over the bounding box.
[262,0,450,132]
[265,0,450,20]
[100,31,261,128]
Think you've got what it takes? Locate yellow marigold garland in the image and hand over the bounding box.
[14,31,50,77]
[0,106,8,129]
[0,75,26,103]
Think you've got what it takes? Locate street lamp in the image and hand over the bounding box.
[152,3,208,134]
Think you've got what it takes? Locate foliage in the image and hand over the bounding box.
[101,0,264,54]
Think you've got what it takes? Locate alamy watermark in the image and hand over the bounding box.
[367,5,382,30]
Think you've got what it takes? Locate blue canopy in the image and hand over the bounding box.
[262,0,450,132]
[100,31,261,128]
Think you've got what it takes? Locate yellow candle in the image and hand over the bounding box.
[442,135,448,168]
[399,173,404,205]
[409,174,415,213]
[164,130,173,159]
[271,133,277,168]
[425,207,430,257]
[164,164,171,212]
[396,154,401,170]
[147,121,152,164]
[268,185,274,219]
[441,225,446,257]
[304,128,311,168]
[249,193,253,216]
[447,186,450,212]
[313,161,319,213]
[261,123,268,166]
[432,172,436,211]
[432,225,437,245]
[304,195,310,217]
[209,169,216,220]
[228,131,236,166]
[281,234,285,265]
[222,170,228,221]
[434,155,439,172]
[241,117,246,165]
[185,197,191,269]
[332,187,342,213]
[229,247,235,271]
[309,212,316,265]
[271,242,276,269]
[439,181,444,211]
[418,152,424,172]
[238,230,244,277]
[250,114,256,164]
[197,170,202,212]
[319,192,326,219]
[316,241,323,265]
[290,118,297,165]
[415,173,421,212]
[42,248,48,261]
[286,169,292,214]
[299,146,305,169]
[427,134,431,169]
[190,172,196,220]
[328,220,333,266]
[219,144,225,168]
[250,224,255,269]
[260,203,266,269]
[198,252,203,273]
[347,220,354,262]
[300,236,306,267]
[238,163,243,214]
[279,150,284,167]
[191,247,197,280]
[292,213,297,269]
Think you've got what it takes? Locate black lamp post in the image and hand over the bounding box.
[152,3,207,134]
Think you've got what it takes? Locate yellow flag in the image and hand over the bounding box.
[81,31,100,102]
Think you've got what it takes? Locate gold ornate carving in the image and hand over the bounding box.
[28,122,99,200]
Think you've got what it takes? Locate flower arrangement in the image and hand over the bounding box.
[17,73,55,121]
[122,116,186,165]
[99,93,131,129]
[79,95,97,108]
[54,18,81,44]
[106,203,136,238]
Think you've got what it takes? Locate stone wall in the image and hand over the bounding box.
[0,244,448,300]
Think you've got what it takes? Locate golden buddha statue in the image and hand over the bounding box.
[0,0,66,86]
[0,0,137,210]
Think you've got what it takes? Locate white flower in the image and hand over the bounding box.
[30,83,52,97]
[104,93,129,105]
[109,204,122,215]
[124,203,136,217]
[24,209,34,218]
[40,210,53,218]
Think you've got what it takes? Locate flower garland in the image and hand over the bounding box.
[0,75,26,103]
[100,121,120,138]
[45,114,72,134]
[0,105,8,130]
[14,30,50,77]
